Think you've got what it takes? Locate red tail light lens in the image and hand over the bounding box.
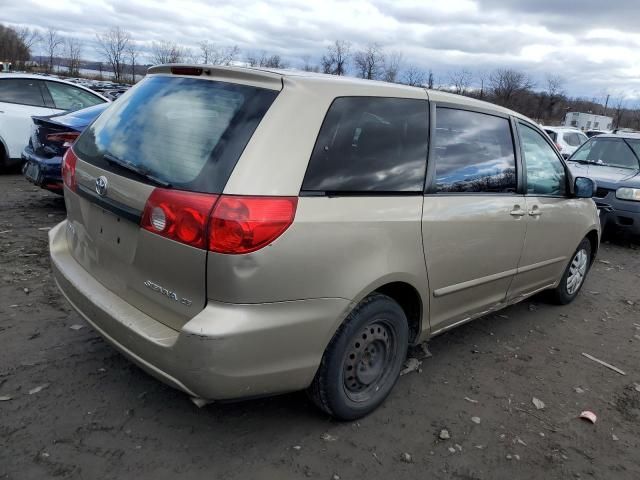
[61,148,78,191]
[47,131,80,147]
[209,196,298,254]
[141,189,218,249]
[555,142,563,152]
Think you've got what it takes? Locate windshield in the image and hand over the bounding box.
[569,137,640,169]
[74,75,278,193]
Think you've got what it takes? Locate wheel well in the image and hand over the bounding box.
[374,282,422,343]
[586,230,599,263]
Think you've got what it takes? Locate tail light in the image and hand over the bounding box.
[141,189,218,249]
[141,190,298,254]
[209,196,298,254]
[61,148,78,191]
[47,132,80,148]
[555,142,563,152]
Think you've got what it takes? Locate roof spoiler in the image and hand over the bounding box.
[146,64,283,91]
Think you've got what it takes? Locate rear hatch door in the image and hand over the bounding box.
[64,73,279,330]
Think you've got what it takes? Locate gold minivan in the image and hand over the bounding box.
[50,65,600,420]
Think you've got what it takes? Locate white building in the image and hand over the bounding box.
[563,111,613,131]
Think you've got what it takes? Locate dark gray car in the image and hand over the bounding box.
[567,133,640,236]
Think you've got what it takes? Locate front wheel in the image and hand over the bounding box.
[308,294,409,420]
[549,238,592,304]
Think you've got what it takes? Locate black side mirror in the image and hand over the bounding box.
[574,176,596,198]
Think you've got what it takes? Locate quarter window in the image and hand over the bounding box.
[0,78,46,107]
[45,81,105,111]
[519,123,566,196]
[433,108,516,193]
[302,97,429,193]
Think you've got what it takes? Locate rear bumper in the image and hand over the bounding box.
[22,148,63,191]
[50,220,352,400]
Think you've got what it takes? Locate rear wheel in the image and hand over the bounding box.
[549,238,591,304]
[308,293,409,420]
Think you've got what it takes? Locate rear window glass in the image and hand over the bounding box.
[434,108,516,193]
[301,97,428,193]
[544,130,557,142]
[74,75,278,193]
[571,138,640,169]
[563,132,586,147]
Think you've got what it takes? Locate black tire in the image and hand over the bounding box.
[548,238,592,305]
[308,293,409,420]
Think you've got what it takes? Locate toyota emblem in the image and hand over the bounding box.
[95,176,108,197]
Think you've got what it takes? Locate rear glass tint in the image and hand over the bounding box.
[74,75,278,193]
[302,97,428,193]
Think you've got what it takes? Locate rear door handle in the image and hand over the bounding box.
[510,205,526,217]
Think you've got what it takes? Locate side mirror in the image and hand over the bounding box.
[574,176,596,198]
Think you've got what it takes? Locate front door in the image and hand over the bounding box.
[423,107,527,333]
[508,122,588,299]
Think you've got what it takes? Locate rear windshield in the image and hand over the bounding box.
[563,132,586,147]
[74,75,278,193]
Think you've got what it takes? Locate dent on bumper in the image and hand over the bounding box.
[50,220,352,400]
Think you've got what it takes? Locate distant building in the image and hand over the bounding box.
[563,111,613,131]
[0,62,12,72]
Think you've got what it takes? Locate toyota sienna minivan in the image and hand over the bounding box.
[50,65,600,420]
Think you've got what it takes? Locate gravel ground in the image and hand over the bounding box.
[1,173,640,480]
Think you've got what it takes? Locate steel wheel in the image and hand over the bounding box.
[567,248,588,295]
[342,320,398,403]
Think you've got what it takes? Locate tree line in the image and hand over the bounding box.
[3,23,639,129]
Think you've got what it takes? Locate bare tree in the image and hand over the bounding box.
[477,72,488,99]
[0,25,31,68]
[401,65,425,86]
[321,40,351,76]
[126,41,139,83]
[383,51,402,83]
[44,28,63,73]
[151,40,185,65]
[613,97,626,129]
[489,68,534,108]
[16,26,40,67]
[65,37,82,76]
[354,43,385,80]
[449,69,473,94]
[96,27,131,82]
[301,55,319,72]
[545,74,565,120]
[245,51,286,68]
[199,42,240,65]
[427,70,434,89]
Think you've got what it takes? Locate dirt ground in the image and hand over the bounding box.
[1,172,640,480]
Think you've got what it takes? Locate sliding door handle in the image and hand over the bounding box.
[510,206,526,217]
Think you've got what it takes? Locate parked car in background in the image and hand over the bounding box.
[567,133,640,237]
[22,103,109,194]
[543,126,588,158]
[0,74,108,169]
[50,65,600,420]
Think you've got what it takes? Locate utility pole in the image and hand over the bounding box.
[603,94,610,116]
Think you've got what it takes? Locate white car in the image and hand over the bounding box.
[0,74,109,169]
[542,126,588,159]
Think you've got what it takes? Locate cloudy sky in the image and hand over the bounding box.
[4,0,640,100]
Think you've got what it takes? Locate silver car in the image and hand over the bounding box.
[50,65,600,419]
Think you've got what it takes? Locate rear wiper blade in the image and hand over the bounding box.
[103,153,171,188]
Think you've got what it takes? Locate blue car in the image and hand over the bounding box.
[22,103,109,194]
[567,133,640,237]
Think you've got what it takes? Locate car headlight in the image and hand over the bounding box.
[616,187,640,201]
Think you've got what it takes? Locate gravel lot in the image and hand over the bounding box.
[2,173,640,480]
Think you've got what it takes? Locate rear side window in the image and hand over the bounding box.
[45,81,104,111]
[302,97,428,193]
[0,78,46,107]
[563,132,586,147]
[545,130,558,142]
[434,108,516,193]
[74,75,278,193]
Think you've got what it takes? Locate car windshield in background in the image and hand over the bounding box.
[73,75,278,193]
[563,132,586,147]
[570,137,640,169]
